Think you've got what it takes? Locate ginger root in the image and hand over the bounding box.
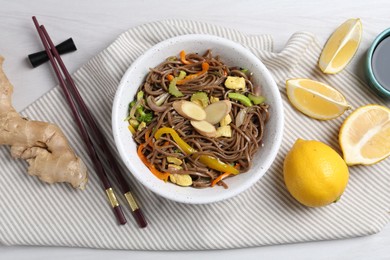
[0,56,88,189]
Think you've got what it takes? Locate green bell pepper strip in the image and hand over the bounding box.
[228,92,253,107]
[248,94,266,105]
[154,127,239,175]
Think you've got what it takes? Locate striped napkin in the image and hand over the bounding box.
[0,20,389,250]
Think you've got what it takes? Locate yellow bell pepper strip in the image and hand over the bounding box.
[197,155,238,174]
[154,127,239,175]
[137,143,170,181]
[128,125,136,135]
[180,50,191,64]
[176,62,209,85]
[155,127,196,154]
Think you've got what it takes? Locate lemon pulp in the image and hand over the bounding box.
[286,78,350,120]
[339,105,390,165]
[319,18,362,74]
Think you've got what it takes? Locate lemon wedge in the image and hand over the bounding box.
[319,18,362,74]
[339,105,390,165]
[286,78,351,120]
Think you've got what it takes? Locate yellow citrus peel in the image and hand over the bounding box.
[319,18,362,74]
[286,78,350,120]
[339,105,390,165]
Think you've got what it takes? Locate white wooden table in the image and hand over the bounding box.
[0,0,389,259]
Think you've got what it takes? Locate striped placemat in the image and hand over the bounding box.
[0,20,389,250]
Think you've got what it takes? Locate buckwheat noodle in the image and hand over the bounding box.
[133,50,269,188]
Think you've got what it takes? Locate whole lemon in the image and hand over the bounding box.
[283,139,349,207]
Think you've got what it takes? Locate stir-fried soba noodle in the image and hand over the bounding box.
[128,50,269,188]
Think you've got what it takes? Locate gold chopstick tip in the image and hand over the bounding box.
[105,188,119,208]
[124,192,139,211]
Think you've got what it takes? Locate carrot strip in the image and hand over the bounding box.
[180,50,191,65]
[211,163,240,187]
[176,62,209,85]
[149,165,170,182]
[211,172,231,187]
[167,74,174,81]
[137,143,170,181]
[137,143,149,165]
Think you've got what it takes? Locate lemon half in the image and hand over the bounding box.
[339,105,390,165]
[286,78,351,120]
[319,18,362,74]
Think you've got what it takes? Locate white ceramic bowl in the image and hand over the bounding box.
[112,34,284,204]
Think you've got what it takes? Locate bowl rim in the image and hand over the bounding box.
[365,28,390,98]
[112,33,284,204]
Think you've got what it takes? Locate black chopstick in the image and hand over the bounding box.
[37,20,147,228]
[32,16,132,226]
